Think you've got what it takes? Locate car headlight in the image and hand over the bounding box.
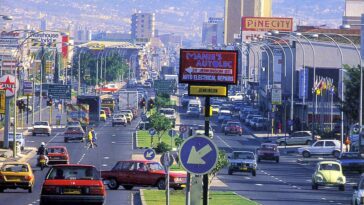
[174,178,184,183]
[337,177,344,183]
[316,175,323,182]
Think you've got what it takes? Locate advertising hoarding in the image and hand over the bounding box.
[242,17,293,32]
[179,49,238,85]
[188,85,227,97]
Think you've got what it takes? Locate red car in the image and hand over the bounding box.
[40,164,106,205]
[224,121,243,136]
[47,146,69,165]
[257,143,280,163]
[101,160,186,190]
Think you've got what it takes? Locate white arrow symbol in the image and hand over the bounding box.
[187,144,212,165]
[146,151,154,158]
[186,66,193,74]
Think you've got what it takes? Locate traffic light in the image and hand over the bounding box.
[17,100,26,111]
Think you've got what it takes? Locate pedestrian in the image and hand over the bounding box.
[345,135,351,152]
[91,128,98,147]
[87,128,94,149]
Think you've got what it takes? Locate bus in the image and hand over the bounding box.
[101,95,115,112]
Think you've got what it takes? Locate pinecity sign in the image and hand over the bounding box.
[179,49,238,85]
[0,74,19,97]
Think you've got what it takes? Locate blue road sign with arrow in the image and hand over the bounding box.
[179,136,218,175]
[144,148,156,160]
[168,129,177,137]
[149,128,156,136]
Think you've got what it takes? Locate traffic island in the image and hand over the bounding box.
[136,130,176,150]
[139,189,259,205]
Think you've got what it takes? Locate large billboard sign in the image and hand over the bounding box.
[242,17,293,32]
[30,31,62,50]
[179,49,238,85]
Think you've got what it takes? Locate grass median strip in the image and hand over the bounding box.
[142,190,258,205]
[137,130,176,149]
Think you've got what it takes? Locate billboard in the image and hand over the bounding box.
[242,17,293,32]
[179,49,238,85]
[30,31,62,50]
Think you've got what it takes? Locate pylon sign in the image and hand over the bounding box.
[0,74,19,97]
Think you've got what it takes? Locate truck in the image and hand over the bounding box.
[118,91,139,118]
[66,104,90,131]
[77,95,101,124]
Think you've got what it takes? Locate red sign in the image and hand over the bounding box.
[179,49,238,85]
[242,17,293,32]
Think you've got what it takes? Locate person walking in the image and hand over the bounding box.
[91,128,98,147]
[87,128,94,149]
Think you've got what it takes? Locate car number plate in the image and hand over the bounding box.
[63,188,81,195]
[240,167,247,171]
[7,176,21,181]
[181,185,186,188]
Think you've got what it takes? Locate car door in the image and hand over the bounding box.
[324,141,336,155]
[287,132,299,145]
[310,141,324,154]
[134,162,152,186]
[117,161,134,185]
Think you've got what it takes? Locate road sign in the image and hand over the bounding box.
[188,85,227,97]
[179,49,238,85]
[168,130,177,137]
[48,84,71,99]
[154,80,176,94]
[149,128,156,136]
[23,81,33,96]
[179,136,218,175]
[271,88,282,105]
[179,125,187,133]
[0,75,19,97]
[144,148,156,160]
[0,90,5,114]
[161,152,174,167]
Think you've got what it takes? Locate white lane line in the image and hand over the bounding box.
[104,157,110,159]
[279,180,283,182]
[244,177,251,180]
[255,184,263,186]
[111,142,116,144]
[215,134,231,148]
[112,134,116,137]
[77,153,86,164]
[46,133,60,145]
[102,164,108,167]
[329,201,335,203]
[321,198,326,200]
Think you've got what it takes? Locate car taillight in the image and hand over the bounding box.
[89,186,104,195]
[42,185,59,194]
[24,175,33,181]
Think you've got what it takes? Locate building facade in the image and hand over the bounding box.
[343,0,364,28]
[202,17,224,46]
[131,12,155,43]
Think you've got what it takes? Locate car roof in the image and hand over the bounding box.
[52,164,95,168]
[2,162,30,166]
[48,146,67,149]
[318,161,340,165]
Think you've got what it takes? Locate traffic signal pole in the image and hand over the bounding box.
[203,97,210,205]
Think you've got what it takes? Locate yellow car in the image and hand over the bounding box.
[0,162,34,193]
[312,161,346,191]
[100,110,107,121]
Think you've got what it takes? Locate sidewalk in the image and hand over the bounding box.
[0,147,37,166]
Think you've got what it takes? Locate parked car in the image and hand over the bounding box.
[228,151,257,176]
[193,125,214,138]
[339,152,364,173]
[298,140,342,158]
[101,107,112,117]
[101,160,186,190]
[112,114,127,127]
[224,121,243,136]
[40,164,106,205]
[47,146,70,165]
[257,143,280,163]
[0,162,34,193]
[64,126,85,143]
[352,173,364,205]
[312,161,345,191]
[276,131,320,146]
[244,114,260,125]
[32,121,51,136]
[253,118,269,130]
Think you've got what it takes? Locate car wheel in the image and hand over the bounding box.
[302,151,311,158]
[28,186,33,193]
[311,183,318,190]
[333,150,340,158]
[252,170,257,177]
[276,157,279,163]
[107,178,119,190]
[122,185,133,190]
[306,140,312,145]
[339,185,345,191]
[157,179,166,190]
[279,141,287,146]
[228,169,233,175]
[21,146,24,151]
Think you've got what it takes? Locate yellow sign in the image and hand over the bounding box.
[202,106,213,116]
[0,90,5,114]
[242,17,293,32]
[189,85,227,97]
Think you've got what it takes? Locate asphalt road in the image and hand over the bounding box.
[0,115,138,205]
[178,96,358,205]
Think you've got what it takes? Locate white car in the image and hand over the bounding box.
[228,93,243,101]
[32,121,52,136]
[298,140,342,158]
[112,114,127,127]
[160,108,176,121]
[352,174,364,205]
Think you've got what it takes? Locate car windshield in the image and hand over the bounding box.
[189,103,199,108]
[34,122,48,126]
[1,164,28,172]
[48,148,65,154]
[66,127,82,132]
[160,109,175,115]
[319,163,340,171]
[227,122,240,127]
[233,152,254,160]
[261,144,277,150]
[114,114,125,118]
[47,166,100,180]
[147,163,164,171]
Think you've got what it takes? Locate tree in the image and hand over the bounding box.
[208,150,229,185]
[149,112,173,143]
[343,65,362,126]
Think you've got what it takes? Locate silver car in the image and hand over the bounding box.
[276,131,318,146]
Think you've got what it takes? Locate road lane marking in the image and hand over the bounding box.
[215,134,231,148]
[104,157,110,159]
[255,184,263,186]
[46,133,60,145]
[102,164,108,167]
[321,198,326,200]
[77,153,86,164]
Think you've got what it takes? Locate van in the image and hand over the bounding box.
[187,99,201,116]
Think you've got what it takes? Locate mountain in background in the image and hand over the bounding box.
[1,0,344,39]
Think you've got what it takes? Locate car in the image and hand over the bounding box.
[64,126,85,143]
[101,160,186,190]
[224,121,243,136]
[248,117,261,128]
[120,109,134,119]
[253,118,269,130]
[218,110,232,122]
[0,162,34,193]
[8,132,25,151]
[47,146,70,165]
[181,94,197,107]
[32,121,51,136]
[228,93,243,101]
[211,105,220,114]
[311,161,346,191]
[100,110,107,121]
[66,121,81,127]
[276,131,320,146]
[339,152,364,173]
[40,164,106,205]
[101,107,112,117]
[298,140,342,158]
[244,114,260,125]
[257,143,280,163]
[138,120,151,130]
[186,99,201,116]
[232,100,244,111]
[193,125,214,138]
[119,111,132,123]
[186,106,200,117]
[228,151,257,176]
[160,108,176,121]
[112,114,127,127]
[352,174,364,205]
